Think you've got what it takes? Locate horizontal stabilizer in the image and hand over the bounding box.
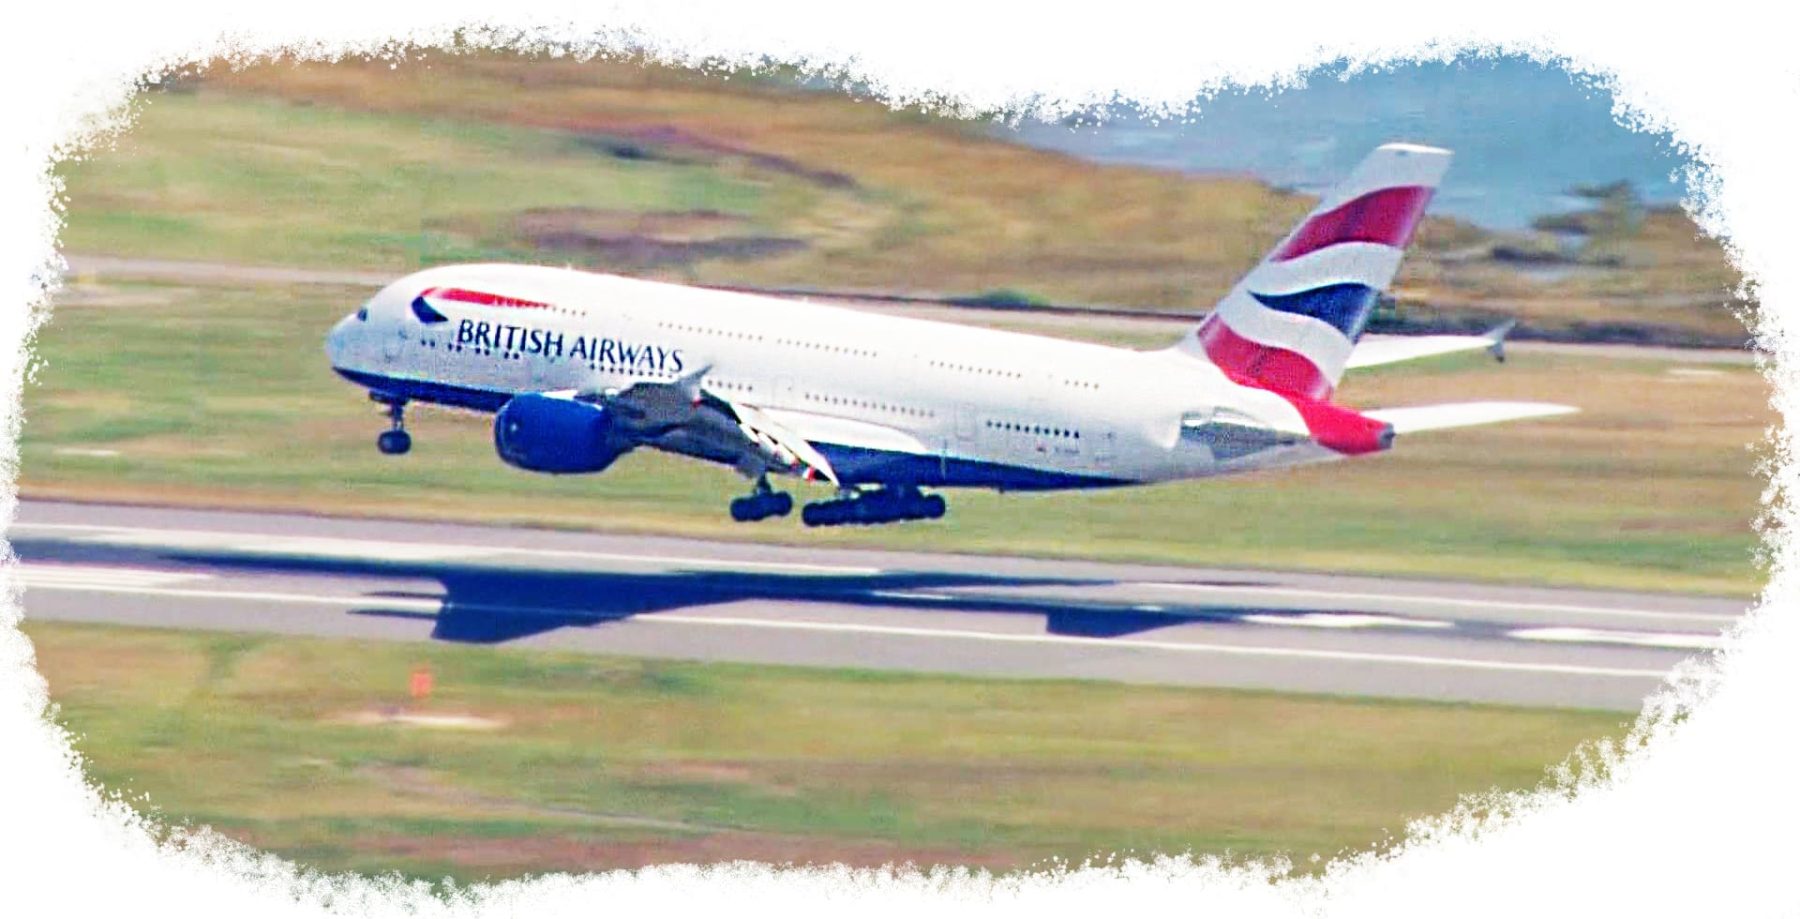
[1365,401,1577,435]
[1345,321,1516,370]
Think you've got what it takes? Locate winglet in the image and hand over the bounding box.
[1484,320,1518,363]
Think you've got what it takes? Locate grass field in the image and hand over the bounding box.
[23,278,1771,595]
[25,619,1627,880]
[56,54,1751,343]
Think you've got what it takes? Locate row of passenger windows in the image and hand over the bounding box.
[931,360,1022,380]
[987,419,1082,440]
[805,391,935,418]
[658,320,879,358]
[661,320,758,342]
[777,338,876,357]
[1061,378,1100,390]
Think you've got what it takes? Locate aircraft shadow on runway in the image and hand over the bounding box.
[13,537,1349,645]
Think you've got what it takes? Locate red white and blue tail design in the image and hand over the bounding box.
[1177,143,1452,401]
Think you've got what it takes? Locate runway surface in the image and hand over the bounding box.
[7,500,1748,710]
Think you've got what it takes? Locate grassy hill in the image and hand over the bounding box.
[59,53,1751,344]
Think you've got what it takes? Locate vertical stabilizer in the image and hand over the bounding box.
[1175,143,1452,400]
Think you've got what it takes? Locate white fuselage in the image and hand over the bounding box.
[326,263,1340,491]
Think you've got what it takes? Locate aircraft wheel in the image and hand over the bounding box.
[377,430,412,455]
[922,494,947,519]
[802,500,843,527]
[732,492,794,523]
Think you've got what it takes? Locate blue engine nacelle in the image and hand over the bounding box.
[493,393,630,474]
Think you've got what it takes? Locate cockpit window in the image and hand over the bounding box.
[355,307,369,321]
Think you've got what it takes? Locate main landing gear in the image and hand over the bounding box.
[802,486,946,527]
[372,394,412,456]
[729,476,794,522]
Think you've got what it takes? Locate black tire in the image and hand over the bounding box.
[803,500,847,527]
[377,430,412,455]
[730,498,756,522]
[923,494,947,519]
[771,492,794,517]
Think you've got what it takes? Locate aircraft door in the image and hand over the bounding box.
[954,403,976,442]
[1092,428,1116,468]
[383,323,406,362]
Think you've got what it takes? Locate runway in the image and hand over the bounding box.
[7,500,1747,710]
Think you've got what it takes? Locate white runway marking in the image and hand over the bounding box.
[868,590,957,602]
[1508,626,1725,651]
[20,579,1672,680]
[1140,581,1737,623]
[1240,613,1456,630]
[10,564,210,589]
[639,613,1670,679]
[10,523,881,576]
[63,531,492,563]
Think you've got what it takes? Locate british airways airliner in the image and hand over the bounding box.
[325,143,1573,526]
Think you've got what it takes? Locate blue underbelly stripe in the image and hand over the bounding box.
[333,367,1132,492]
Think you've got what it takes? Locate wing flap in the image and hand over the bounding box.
[1365,400,1577,434]
[729,403,840,485]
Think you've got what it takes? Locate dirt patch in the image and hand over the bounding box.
[336,827,1021,874]
[51,281,186,309]
[357,764,715,833]
[515,207,807,267]
[332,709,507,731]
[636,760,801,798]
[516,207,748,241]
[639,760,758,784]
[575,125,858,190]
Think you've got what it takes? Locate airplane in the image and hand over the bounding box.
[325,142,1575,527]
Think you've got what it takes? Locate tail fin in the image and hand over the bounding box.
[1176,143,1452,401]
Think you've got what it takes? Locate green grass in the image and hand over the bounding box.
[27,620,1627,880]
[23,279,1770,595]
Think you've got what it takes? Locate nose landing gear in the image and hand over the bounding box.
[729,476,794,522]
[372,395,411,455]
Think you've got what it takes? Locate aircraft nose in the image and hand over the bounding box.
[325,312,358,367]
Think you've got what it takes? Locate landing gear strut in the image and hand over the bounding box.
[373,394,412,455]
[729,476,794,523]
[802,486,946,527]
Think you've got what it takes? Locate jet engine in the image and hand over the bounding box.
[493,393,631,474]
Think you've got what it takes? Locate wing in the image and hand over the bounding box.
[589,368,840,486]
[1344,320,1516,371]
